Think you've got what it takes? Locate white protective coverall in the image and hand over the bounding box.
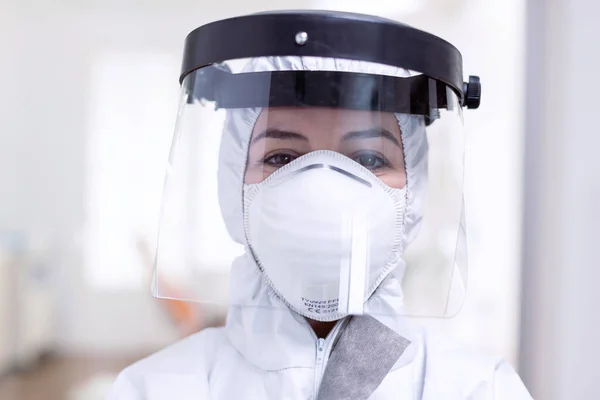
[107,57,533,400]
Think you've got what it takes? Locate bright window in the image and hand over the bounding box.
[84,52,179,290]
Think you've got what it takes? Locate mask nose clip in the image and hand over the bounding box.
[267,163,373,188]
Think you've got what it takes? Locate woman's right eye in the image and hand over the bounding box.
[262,153,298,168]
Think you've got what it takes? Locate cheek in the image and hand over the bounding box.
[244,167,267,184]
[245,162,279,184]
[244,147,268,184]
[377,170,407,189]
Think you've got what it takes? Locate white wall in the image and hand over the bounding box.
[0,3,18,373]
[520,0,600,398]
[0,251,12,373]
[0,7,186,355]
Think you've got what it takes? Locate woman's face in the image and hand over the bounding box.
[244,107,407,188]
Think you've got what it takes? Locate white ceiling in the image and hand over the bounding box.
[4,0,467,19]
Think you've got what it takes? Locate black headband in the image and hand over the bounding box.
[186,65,458,123]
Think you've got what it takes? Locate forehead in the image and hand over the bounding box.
[253,107,401,135]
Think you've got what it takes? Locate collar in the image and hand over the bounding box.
[225,254,421,372]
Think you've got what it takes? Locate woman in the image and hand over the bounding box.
[109,11,532,399]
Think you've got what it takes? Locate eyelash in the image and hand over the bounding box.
[259,151,300,168]
[351,151,392,171]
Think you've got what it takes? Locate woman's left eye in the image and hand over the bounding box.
[353,152,389,170]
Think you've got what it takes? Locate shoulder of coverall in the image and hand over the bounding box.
[419,329,532,398]
[106,328,224,399]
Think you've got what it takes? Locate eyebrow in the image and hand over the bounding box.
[341,128,402,148]
[251,128,309,144]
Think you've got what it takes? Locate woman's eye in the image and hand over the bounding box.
[263,153,297,167]
[354,152,388,170]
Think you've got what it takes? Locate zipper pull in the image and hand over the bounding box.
[316,338,326,363]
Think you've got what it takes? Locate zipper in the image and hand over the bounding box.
[313,338,326,398]
[312,320,347,399]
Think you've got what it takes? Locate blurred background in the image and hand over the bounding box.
[0,0,597,399]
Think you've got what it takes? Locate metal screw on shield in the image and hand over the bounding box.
[295,31,308,45]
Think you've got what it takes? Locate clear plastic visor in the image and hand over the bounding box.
[154,56,467,318]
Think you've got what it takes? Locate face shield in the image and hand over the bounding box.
[154,11,481,319]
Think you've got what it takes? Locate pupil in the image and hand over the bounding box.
[362,155,375,166]
[272,154,291,165]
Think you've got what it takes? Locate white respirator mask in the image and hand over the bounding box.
[243,150,407,321]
